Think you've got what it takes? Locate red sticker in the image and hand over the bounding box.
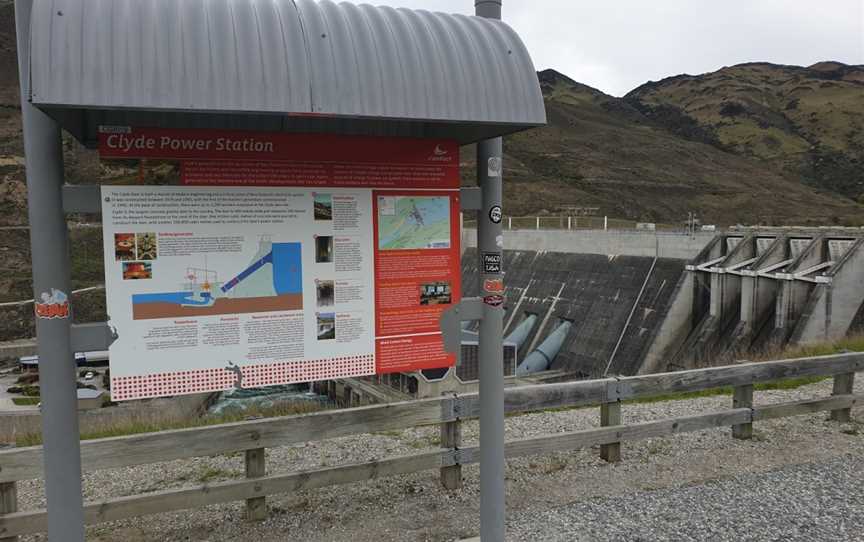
[483,295,504,307]
[483,278,504,293]
[34,289,70,319]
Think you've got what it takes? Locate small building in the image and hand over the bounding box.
[76,389,104,410]
[19,352,87,373]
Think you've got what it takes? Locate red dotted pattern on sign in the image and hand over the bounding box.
[110,355,375,401]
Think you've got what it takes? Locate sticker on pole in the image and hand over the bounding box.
[483,278,504,293]
[487,157,502,178]
[34,289,70,319]
[483,295,504,307]
[488,205,502,224]
[483,252,502,274]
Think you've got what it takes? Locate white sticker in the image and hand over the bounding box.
[487,157,502,177]
[496,235,504,248]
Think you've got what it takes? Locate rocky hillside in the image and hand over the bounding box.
[494,69,862,225]
[626,61,864,202]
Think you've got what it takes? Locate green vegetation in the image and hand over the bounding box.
[627,62,864,204]
[494,67,864,225]
[194,467,238,483]
[630,333,864,404]
[11,397,39,406]
[15,400,325,447]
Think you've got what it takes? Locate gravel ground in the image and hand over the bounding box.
[507,455,864,541]
[16,377,864,541]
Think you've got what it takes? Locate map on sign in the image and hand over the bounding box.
[377,196,451,250]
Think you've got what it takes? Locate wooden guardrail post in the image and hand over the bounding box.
[830,373,855,422]
[440,395,462,489]
[0,481,18,541]
[440,419,462,489]
[600,400,621,462]
[732,384,753,439]
[245,448,266,521]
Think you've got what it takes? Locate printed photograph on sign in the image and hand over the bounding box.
[316,280,335,308]
[114,233,136,261]
[135,233,158,260]
[377,196,451,250]
[122,262,152,280]
[317,313,336,340]
[420,282,452,305]
[314,194,333,221]
[315,236,334,263]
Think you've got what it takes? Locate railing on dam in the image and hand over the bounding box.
[0,352,860,538]
[462,215,697,232]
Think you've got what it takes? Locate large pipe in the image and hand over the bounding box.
[504,314,537,350]
[516,320,572,376]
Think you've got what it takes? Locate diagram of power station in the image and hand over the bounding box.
[132,237,303,320]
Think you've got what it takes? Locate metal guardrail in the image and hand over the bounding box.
[0,352,859,538]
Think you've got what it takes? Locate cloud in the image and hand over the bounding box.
[342,0,864,96]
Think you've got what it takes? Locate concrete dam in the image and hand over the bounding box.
[461,248,686,378]
[643,228,864,373]
[345,227,864,404]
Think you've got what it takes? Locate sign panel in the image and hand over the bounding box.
[100,127,460,400]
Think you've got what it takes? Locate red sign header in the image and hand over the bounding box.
[98,127,459,189]
[99,126,454,165]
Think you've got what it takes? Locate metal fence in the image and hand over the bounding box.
[0,352,859,538]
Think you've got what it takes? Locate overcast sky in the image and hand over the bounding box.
[348,0,864,96]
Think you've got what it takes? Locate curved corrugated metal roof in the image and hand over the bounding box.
[26,0,545,144]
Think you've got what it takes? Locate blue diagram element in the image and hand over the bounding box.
[132,242,303,309]
[221,242,302,295]
[270,243,303,294]
[221,253,273,293]
[133,291,212,305]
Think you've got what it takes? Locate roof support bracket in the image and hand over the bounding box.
[62,185,101,214]
[440,298,485,365]
[460,187,482,211]
[70,322,118,352]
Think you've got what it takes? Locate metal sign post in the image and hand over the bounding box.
[475,2,506,540]
[14,0,87,540]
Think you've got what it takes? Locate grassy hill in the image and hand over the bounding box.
[487,69,863,225]
[626,61,864,202]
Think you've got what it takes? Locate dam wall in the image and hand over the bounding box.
[461,228,715,259]
[461,248,686,377]
[646,229,864,372]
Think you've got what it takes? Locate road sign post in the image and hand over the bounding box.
[14,0,86,539]
[475,3,506,540]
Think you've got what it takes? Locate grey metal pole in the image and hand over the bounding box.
[475,2,505,540]
[14,1,86,540]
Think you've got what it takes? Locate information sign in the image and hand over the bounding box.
[99,127,460,400]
